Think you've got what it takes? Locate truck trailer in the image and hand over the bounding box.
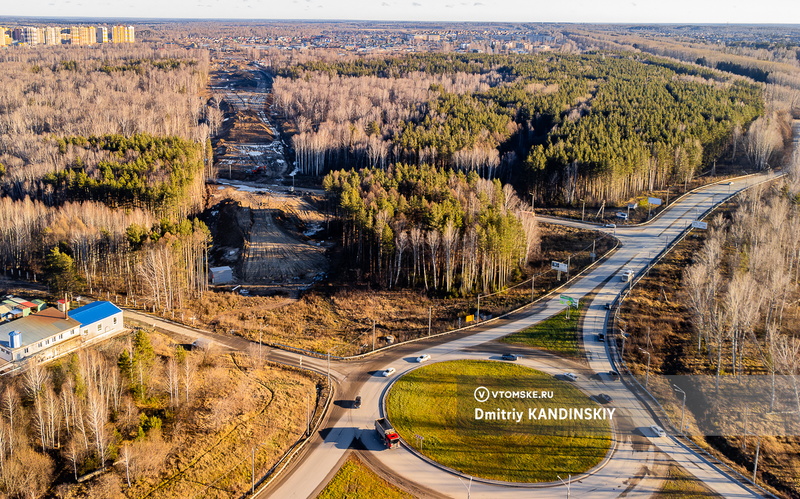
[375,418,400,448]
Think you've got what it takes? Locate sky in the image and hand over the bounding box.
[3,0,799,24]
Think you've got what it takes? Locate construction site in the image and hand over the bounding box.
[206,60,330,297]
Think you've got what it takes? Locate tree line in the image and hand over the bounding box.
[273,51,763,205]
[323,164,539,294]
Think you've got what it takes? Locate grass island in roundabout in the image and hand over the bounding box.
[385,360,613,483]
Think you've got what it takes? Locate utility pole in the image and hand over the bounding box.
[306,394,310,436]
[252,446,256,494]
[639,348,651,388]
[531,275,535,300]
[753,435,761,483]
[581,200,585,221]
[372,320,376,351]
[673,384,686,435]
[428,306,432,336]
[476,295,481,322]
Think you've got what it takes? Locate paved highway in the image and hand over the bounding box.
[264,172,782,498]
[129,172,782,498]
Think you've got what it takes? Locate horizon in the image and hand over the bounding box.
[2,0,799,25]
[2,15,800,27]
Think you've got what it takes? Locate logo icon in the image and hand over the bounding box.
[474,386,490,403]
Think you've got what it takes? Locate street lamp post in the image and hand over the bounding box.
[476,294,481,322]
[557,474,571,499]
[251,442,269,494]
[458,476,473,499]
[673,384,686,435]
[639,348,651,388]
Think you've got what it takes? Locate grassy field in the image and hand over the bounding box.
[316,455,413,499]
[653,465,721,498]
[386,360,610,483]
[502,305,582,357]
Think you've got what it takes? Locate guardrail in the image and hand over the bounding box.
[247,369,334,498]
[606,173,785,499]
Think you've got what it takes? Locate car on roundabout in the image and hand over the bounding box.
[381,367,396,377]
[563,372,578,381]
[500,353,518,361]
[597,393,612,403]
[650,425,666,437]
[416,354,431,362]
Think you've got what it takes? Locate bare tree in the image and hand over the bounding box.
[745,114,783,170]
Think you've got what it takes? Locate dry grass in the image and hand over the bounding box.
[123,355,318,499]
[182,224,613,356]
[652,464,721,498]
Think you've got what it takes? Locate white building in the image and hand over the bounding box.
[0,301,124,363]
[210,266,234,284]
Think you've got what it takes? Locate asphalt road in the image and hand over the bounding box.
[127,172,782,498]
[263,172,782,498]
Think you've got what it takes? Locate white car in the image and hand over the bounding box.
[604,223,616,228]
[650,425,666,437]
[381,367,396,377]
[416,354,431,362]
[563,373,578,381]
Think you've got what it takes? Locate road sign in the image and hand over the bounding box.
[551,261,568,272]
[648,197,662,206]
[691,220,708,230]
[559,295,576,307]
[466,314,475,323]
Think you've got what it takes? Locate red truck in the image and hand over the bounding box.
[375,418,400,449]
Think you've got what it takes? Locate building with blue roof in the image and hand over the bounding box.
[0,301,124,363]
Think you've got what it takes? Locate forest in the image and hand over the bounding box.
[323,164,538,293]
[0,45,218,310]
[274,52,764,205]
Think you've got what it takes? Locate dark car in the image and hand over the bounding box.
[597,333,605,342]
[500,353,518,361]
[353,396,362,409]
[604,302,612,310]
[597,393,612,403]
[607,370,620,379]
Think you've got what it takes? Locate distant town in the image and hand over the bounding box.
[0,23,134,46]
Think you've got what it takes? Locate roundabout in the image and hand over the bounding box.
[385,359,612,483]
